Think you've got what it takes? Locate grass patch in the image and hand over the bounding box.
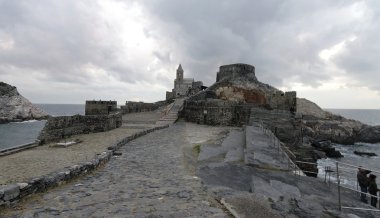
[193,144,201,156]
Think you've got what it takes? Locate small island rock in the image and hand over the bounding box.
[0,82,49,123]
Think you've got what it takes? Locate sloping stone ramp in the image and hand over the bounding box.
[198,123,379,218]
[156,98,185,125]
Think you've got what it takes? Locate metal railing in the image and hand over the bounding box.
[296,159,380,212]
[254,122,380,213]
[255,121,302,175]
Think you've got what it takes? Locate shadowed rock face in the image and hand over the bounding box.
[0,82,49,123]
[357,125,380,143]
[0,82,18,96]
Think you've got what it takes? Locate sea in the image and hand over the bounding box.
[0,106,379,186]
[317,109,380,189]
[0,104,84,150]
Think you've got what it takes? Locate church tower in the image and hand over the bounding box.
[176,64,184,81]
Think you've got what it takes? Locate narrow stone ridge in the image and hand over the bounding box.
[0,82,48,123]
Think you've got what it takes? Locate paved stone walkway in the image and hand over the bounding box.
[0,111,163,185]
[1,123,232,217]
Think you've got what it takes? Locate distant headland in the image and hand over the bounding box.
[0,82,49,123]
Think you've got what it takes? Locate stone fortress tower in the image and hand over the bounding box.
[182,63,298,127]
[166,64,203,100]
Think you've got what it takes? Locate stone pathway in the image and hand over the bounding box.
[0,111,163,185]
[1,123,232,217]
[156,98,184,125]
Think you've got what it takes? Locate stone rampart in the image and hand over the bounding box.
[181,99,252,126]
[250,107,301,143]
[121,100,168,114]
[267,91,297,112]
[216,63,257,82]
[38,113,122,144]
[85,100,118,115]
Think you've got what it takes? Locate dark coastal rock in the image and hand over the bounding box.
[353,151,377,157]
[302,118,362,145]
[356,125,380,144]
[0,82,49,123]
[298,97,380,145]
[311,140,343,158]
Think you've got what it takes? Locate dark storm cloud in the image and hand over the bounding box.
[0,0,379,104]
[141,0,376,89]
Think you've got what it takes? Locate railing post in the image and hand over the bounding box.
[336,162,342,211]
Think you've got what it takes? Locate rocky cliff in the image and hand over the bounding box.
[0,82,49,123]
[297,97,380,145]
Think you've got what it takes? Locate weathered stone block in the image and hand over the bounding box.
[2,184,20,201]
[55,172,67,184]
[44,175,58,187]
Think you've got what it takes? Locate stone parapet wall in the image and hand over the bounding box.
[85,100,118,115]
[121,101,168,114]
[181,99,252,126]
[38,113,122,144]
[166,91,175,101]
[267,91,297,112]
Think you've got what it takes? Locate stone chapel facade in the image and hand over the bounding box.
[166,64,203,100]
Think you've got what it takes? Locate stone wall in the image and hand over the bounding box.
[181,99,252,126]
[216,63,257,82]
[166,91,175,101]
[267,91,297,112]
[38,113,122,144]
[120,100,168,114]
[85,100,118,115]
[249,107,301,143]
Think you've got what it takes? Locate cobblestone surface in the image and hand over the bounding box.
[1,122,232,217]
[0,111,163,185]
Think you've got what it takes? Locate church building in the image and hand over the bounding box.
[166,64,203,100]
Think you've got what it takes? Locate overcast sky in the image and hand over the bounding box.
[0,0,380,108]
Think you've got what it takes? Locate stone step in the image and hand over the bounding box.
[156,98,184,125]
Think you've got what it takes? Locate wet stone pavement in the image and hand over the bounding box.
[1,122,231,217]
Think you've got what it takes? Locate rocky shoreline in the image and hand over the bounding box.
[290,98,380,176]
[298,98,380,146]
[0,82,49,124]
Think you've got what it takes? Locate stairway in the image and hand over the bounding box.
[156,98,185,125]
